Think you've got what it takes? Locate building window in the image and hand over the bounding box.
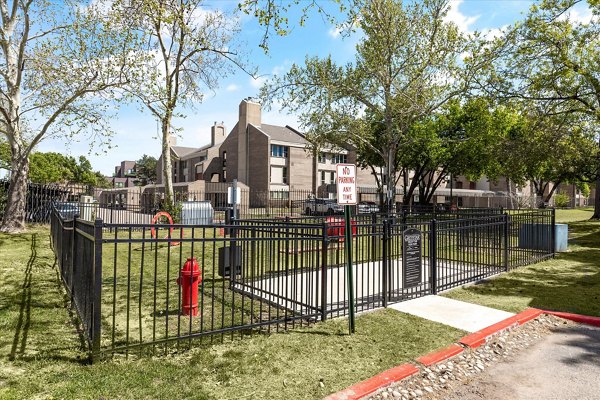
[270,166,288,184]
[330,171,335,183]
[222,151,227,167]
[270,191,290,200]
[321,171,326,185]
[332,153,347,164]
[318,152,327,163]
[271,144,288,158]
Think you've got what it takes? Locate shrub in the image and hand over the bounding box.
[554,192,571,208]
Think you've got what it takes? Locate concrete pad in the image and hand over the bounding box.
[388,295,515,333]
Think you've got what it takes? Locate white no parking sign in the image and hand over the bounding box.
[336,164,357,205]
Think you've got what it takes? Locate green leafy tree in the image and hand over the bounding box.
[261,0,471,210]
[478,0,600,216]
[399,98,504,204]
[135,154,158,186]
[0,139,9,171]
[28,152,106,186]
[0,1,137,232]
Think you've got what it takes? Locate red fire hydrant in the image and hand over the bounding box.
[177,257,202,316]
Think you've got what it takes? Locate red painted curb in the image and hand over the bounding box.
[544,310,600,327]
[324,364,419,400]
[416,344,463,366]
[516,308,544,325]
[459,308,542,348]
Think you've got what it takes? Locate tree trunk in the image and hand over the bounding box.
[593,136,600,218]
[592,175,600,219]
[544,182,560,204]
[506,178,514,209]
[386,147,396,214]
[1,150,29,233]
[161,115,174,208]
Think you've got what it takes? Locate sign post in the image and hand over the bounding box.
[336,164,357,334]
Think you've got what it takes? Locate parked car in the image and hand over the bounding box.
[53,201,79,219]
[304,198,344,215]
[357,201,380,214]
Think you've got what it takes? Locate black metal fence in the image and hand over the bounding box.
[49,206,555,360]
[3,178,558,225]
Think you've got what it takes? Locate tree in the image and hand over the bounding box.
[23,151,108,186]
[503,110,598,206]
[478,0,600,216]
[0,0,136,232]
[238,0,346,51]
[261,0,471,210]
[135,154,158,186]
[120,0,247,210]
[399,98,504,204]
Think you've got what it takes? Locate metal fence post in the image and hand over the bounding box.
[382,218,389,307]
[320,223,329,322]
[430,219,438,295]
[503,213,509,271]
[91,219,103,362]
[70,215,77,304]
[551,207,556,256]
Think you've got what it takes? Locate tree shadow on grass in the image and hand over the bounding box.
[9,233,36,361]
[6,232,88,364]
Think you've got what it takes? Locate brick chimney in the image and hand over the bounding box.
[211,121,226,146]
[237,98,261,183]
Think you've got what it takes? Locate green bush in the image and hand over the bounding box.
[576,182,591,198]
[162,201,183,223]
[554,192,571,208]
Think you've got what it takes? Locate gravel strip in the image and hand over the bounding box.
[365,315,573,400]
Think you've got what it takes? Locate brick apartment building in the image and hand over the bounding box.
[106,160,137,188]
[155,98,378,205]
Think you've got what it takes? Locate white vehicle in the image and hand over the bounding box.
[304,198,344,215]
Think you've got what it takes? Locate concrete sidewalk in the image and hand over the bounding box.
[389,295,515,333]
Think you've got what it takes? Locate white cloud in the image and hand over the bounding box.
[226,84,240,92]
[557,6,595,25]
[328,26,341,39]
[444,0,480,33]
[481,25,508,41]
[249,75,267,89]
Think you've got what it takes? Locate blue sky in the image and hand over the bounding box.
[34,0,592,175]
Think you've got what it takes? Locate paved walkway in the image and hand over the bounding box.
[440,323,600,400]
[388,295,515,332]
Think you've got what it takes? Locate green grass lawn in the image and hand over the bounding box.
[0,225,465,400]
[444,208,600,317]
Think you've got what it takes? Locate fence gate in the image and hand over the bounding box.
[385,219,433,304]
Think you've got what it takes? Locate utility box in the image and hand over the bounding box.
[79,195,96,221]
[180,201,214,225]
[518,223,568,252]
[554,224,568,252]
[218,246,242,277]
